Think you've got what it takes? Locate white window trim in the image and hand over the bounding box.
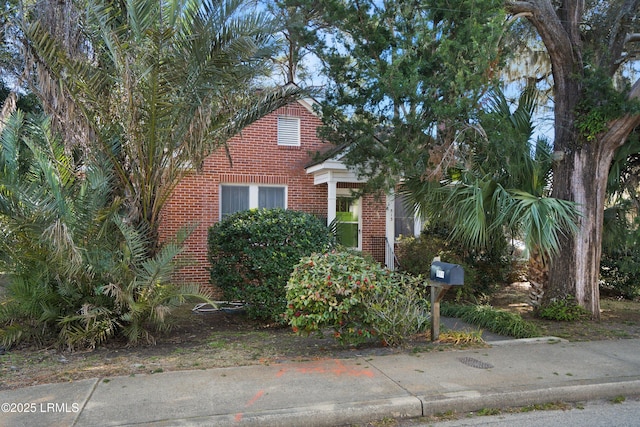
[220,184,288,219]
[277,116,301,146]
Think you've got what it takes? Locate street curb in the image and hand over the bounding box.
[116,396,423,427]
[137,380,640,426]
[419,379,640,416]
[487,336,567,346]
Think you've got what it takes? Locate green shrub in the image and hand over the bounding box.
[441,303,541,338]
[600,253,640,300]
[396,226,516,302]
[208,209,335,321]
[600,207,640,300]
[538,297,589,321]
[285,250,429,346]
[363,276,430,346]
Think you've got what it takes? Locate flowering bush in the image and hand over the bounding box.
[285,250,429,346]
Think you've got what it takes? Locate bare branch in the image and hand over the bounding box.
[505,1,584,146]
[625,33,640,44]
[505,1,577,67]
[504,1,536,15]
[607,0,640,75]
[599,78,640,154]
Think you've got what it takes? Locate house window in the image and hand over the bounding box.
[221,186,249,218]
[277,116,300,146]
[259,186,285,209]
[220,185,286,218]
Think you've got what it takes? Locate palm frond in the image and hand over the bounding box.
[446,181,489,248]
[58,304,119,350]
[509,82,537,137]
[404,82,579,259]
[113,216,150,266]
[0,111,25,216]
[137,241,183,289]
[0,110,24,178]
[507,190,581,259]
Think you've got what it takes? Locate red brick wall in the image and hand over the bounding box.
[159,101,390,290]
[159,102,330,289]
[362,194,388,263]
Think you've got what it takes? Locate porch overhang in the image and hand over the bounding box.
[305,159,366,185]
[305,158,366,243]
[306,157,402,270]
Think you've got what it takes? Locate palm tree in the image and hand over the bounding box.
[20,0,301,252]
[403,84,580,303]
[0,111,210,349]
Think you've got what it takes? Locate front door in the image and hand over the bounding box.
[336,195,360,249]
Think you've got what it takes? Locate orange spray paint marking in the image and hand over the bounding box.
[276,359,374,378]
[234,389,265,423]
[245,389,264,406]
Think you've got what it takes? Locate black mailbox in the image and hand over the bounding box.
[430,261,464,286]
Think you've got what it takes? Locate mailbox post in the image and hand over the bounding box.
[429,261,464,341]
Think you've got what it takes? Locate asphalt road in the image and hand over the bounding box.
[398,397,640,426]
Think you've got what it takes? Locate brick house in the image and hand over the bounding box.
[159,98,421,289]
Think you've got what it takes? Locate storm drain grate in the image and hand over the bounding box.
[457,357,494,369]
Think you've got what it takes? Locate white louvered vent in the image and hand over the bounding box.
[277,116,300,146]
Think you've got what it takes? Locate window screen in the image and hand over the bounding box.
[258,187,285,209]
[221,185,249,218]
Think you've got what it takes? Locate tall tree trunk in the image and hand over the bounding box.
[502,0,640,319]
[520,0,597,315]
[504,0,640,319]
[547,77,640,319]
[547,147,610,319]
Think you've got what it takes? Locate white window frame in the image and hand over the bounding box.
[277,116,301,146]
[335,188,362,250]
[220,184,287,219]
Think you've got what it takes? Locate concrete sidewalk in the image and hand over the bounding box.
[2,337,640,427]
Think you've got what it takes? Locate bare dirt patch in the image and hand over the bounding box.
[0,305,443,391]
[489,282,640,341]
[2,285,640,391]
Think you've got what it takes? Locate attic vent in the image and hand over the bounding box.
[277,116,300,146]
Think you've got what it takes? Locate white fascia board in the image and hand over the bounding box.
[312,169,366,185]
[308,159,367,185]
[297,98,320,116]
[306,159,349,174]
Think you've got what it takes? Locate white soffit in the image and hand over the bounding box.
[306,159,366,185]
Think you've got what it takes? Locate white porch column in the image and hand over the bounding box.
[385,191,395,269]
[327,173,337,226]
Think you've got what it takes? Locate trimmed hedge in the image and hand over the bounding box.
[208,209,335,321]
